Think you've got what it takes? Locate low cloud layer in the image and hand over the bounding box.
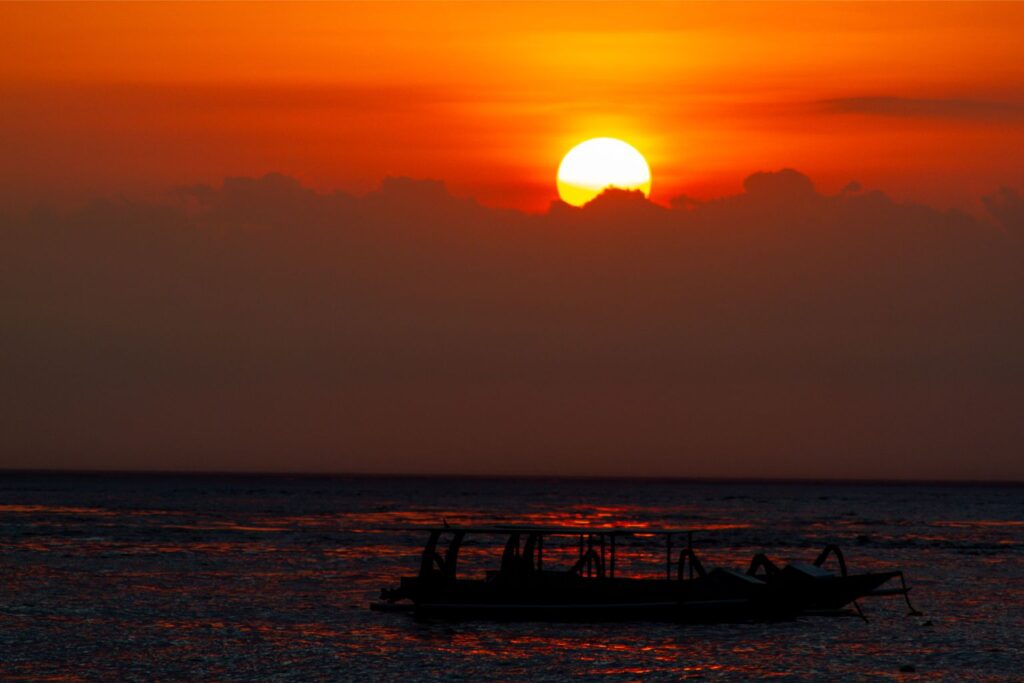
[3,171,1023,479]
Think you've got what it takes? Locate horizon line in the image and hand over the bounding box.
[2,467,1021,487]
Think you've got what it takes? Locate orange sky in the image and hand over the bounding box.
[3,1,1024,212]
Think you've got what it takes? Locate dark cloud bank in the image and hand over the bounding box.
[3,170,1023,479]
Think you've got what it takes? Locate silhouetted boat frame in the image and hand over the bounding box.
[372,525,921,622]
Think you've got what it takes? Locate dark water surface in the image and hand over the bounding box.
[1,473,1022,681]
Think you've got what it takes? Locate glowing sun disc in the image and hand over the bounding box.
[557,137,652,207]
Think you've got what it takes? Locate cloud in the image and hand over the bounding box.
[983,187,1024,237]
[739,169,819,210]
[2,171,1023,479]
[818,96,1024,120]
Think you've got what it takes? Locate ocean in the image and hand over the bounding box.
[1,473,1022,681]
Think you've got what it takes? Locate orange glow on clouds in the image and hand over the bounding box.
[1,2,1023,211]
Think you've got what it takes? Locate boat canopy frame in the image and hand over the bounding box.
[399,525,699,582]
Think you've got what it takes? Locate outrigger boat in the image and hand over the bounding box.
[372,525,921,622]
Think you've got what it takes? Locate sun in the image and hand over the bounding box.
[556,137,652,207]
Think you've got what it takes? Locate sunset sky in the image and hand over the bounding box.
[3,2,1024,211]
[2,2,1024,480]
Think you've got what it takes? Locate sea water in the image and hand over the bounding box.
[1,473,1022,681]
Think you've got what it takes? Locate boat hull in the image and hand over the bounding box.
[387,572,898,622]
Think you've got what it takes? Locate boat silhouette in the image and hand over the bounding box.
[371,525,921,622]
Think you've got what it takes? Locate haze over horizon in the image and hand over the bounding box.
[4,168,1023,480]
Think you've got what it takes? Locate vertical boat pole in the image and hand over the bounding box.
[587,535,593,578]
[666,534,673,580]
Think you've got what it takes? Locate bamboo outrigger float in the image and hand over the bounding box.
[371,525,921,622]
